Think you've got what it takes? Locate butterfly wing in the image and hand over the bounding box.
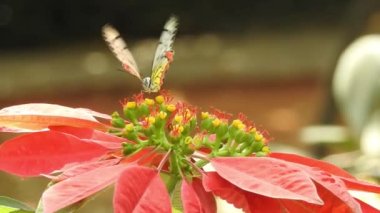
[149,16,178,92]
[102,24,142,80]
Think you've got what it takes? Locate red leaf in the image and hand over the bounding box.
[211,157,323,205]
[49,126,126,149]
[121,147,164,168]
[202,172,255,213]
[48,158,121,181]
[355,198,380,213]
[203,172,357,213]
[0,103,107,132]
[276,183,355,213]
[203,172,308,213]
[301,166,361,213]
[0,131,109,177]
[181,178,216,213]
[113,166,171,213]
[341,177,380,194]
[270,152,355,179]
[42,164,126,213]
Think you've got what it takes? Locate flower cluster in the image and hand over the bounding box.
[109,92,270,178]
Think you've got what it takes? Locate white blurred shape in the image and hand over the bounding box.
[333,35,380,156]
[360,111,380,157]
[83,52,109,75]
[300,125,348,144]
[350,190,380,210]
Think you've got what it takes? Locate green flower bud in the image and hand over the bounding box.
[251,141,264,152]
[216,149,230,156]
[122,142,137,155]
[216,123,228,138]
[111,112,125,128]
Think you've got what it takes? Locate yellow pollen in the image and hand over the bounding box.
[144,98,155,106]
[126,101,136,109]
[255,133,263,141]
[155,95,165,104]
[166,104,176,112]
[185,109,192,119]
[262,146,270,153]
[232,119,243,127]
[249,127,257,134]
[178,125,184,133]
[158,111,167,119]
[125,123,134,132]
[174,115,183,123]
[111,111,120,117]
[186,113,192,120]
[201,112,209,119]
[147,116,156,125]
[212,118,221,127]
[237,123,246,130]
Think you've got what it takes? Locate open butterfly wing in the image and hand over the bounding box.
[150,16,178,91]
[102,24,142,80]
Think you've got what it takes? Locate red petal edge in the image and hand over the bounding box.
[211,157,323,205]
[113,166,171,213]
[181,178,216,213]
[42,164,127,213]
[270,152,355,179]
[0,131,109,177]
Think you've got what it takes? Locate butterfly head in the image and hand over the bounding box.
[142,77,152,92]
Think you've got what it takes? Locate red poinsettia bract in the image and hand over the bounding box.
[0,95,379,213]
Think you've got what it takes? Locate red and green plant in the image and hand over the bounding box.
[0,92,379,212]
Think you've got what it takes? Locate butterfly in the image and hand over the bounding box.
[102,16,178,93]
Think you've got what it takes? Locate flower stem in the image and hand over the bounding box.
[166,153,180,195]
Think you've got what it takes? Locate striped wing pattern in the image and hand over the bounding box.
[149,16,178,92]
[102,24,142,80]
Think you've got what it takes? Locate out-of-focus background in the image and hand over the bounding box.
[1,0,380,211]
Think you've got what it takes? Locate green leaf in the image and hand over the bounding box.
[0,196,34,212]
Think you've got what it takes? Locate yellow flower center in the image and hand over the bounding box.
[158,111,167,119]
[166,104,176,112]
[174,115,183,123]
[125,123,134,132]
[144,98,155,106]
[201,112,209,119]
[255,133,263,141]
[126,101,136,109]
[212,118,221,127]
[147,116,156,125]
[155,95,165,104]
[262,146,270,153]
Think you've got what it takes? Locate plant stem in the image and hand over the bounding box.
[166,153,180,195]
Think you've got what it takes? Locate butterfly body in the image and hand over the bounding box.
[102,16,178,93]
